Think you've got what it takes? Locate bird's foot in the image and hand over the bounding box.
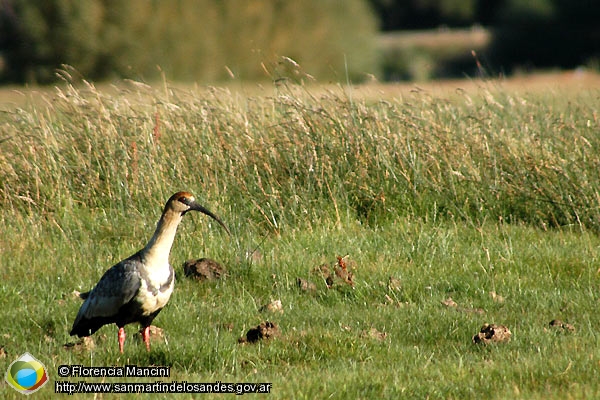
[141,326,151,351]
[118,327,126,353]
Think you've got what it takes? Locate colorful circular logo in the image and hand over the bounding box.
[5,352,49,395]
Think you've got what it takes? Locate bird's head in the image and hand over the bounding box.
[167,191,231,235]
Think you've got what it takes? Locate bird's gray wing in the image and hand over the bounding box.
[76,256,143,320]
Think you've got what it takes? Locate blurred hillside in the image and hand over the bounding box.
[0,0,377,83]
[0,0,598,84]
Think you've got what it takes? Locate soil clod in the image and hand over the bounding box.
[549,319,575,332]
[184,258,226,281]
[472,323,511,344]
[238,321,279,344]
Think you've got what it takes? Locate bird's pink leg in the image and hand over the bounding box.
[118,327,126,353]
[141,326,151,351]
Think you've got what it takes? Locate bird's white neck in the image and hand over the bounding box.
[141,209,183,270]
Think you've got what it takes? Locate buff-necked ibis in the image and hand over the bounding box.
[70,192,230,353]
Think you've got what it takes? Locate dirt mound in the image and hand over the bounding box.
[183,258,226,281]
[238,321,279,344]
[259,299,283,313]
[311,255,355,288]
[442,297,484,314]
[472,324,511,344]
[361,327,387,341]
[296,277,317,292]
[548,319,575,333]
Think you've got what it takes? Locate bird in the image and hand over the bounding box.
[70,191,230,353]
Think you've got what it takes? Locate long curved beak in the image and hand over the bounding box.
[189,201,231,236]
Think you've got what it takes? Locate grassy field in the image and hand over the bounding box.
[1,73,600,398]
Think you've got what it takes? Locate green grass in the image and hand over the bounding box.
[1,78,599,398]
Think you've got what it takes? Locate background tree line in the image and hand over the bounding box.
[0,0,377,83]
[0,0,598,84]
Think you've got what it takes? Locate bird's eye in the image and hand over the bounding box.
[179,196,195,207]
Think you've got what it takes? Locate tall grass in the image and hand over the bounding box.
[1,78,599,234]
